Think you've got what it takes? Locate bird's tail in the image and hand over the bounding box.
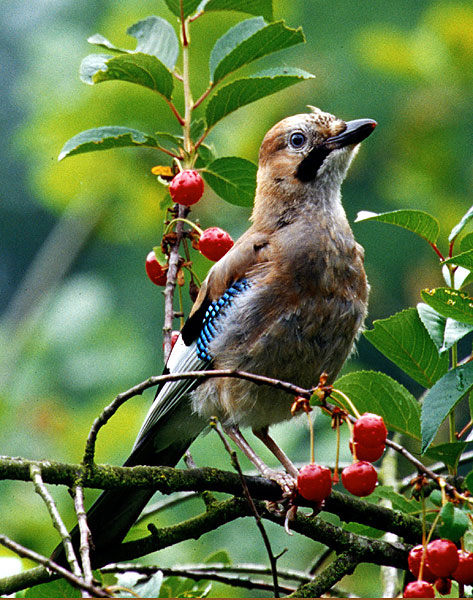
[51,402,204,568]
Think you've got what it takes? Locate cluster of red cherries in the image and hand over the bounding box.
[297,412,387,502]
[146,169,234,286]
[405,539,473,597]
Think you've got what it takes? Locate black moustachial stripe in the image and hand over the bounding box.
[295,145,330,182]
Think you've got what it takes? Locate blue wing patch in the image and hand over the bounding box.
[196,279,251,361]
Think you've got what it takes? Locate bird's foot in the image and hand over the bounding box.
[261,467,296,499]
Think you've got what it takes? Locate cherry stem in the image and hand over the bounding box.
[165,98,185,126]
[457,419,473,440]
[331,389,361,419]
[334,416,341,483]
[429,241,445,261]
[193,85,213,110]
[165,217,203,237]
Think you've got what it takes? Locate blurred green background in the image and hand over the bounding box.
[1,0,472,596]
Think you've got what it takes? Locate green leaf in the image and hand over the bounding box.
[355,209,440,245]
[205,67,314,129]
[165,0,202,19]
[443,249,473,271]
[364,308,448,388]
[25,580,80,597]
[195,143,215,168]
[190,118,206,141]
[421,361,473,452]
[127,16,179,69]
[417,302,473,353]
[334,371,421,440]
[425,441,473,470]
[87,33,128,54]
[59,126,159,161]
[80,53,174,99]
[210,18,304,84]
[88,17,179,70]
[421,287,473,326]
[461,232,473,252]
[202,157,257,206]
[466,469,473,494]
[203,0,274,21]
[369,485,421,514]
[155,131,183,154]
[449,205,473,243]
[204,549,231,565]
[438,502,469,542]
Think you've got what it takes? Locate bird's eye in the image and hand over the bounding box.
[289,132,307,149]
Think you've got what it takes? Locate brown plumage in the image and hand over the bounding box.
[52,106,376,567]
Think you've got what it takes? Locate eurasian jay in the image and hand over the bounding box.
[52,106,376,567]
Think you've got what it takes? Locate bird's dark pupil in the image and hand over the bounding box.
[291,133,305,147]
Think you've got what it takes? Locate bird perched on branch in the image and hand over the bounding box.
[52,106,376,567]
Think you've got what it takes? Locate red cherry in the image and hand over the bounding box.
[434,577,451,595]
[341,461,377,497]
[169,170,204,206]
[403,581,435,598]
[452,550,473,584]
[145,251,167,286]
[349,440,385,462]
[407,545,436,583]
[198,227,234,262]
[353,413,387,448]
[297,464,332,502]
[426,539,459,578]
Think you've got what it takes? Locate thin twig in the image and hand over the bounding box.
[163,205,187,361]
[136,491,198,524]
[0,535,109,598]
[103,561,311,583]
[103,563,296,594]
[29,464,82,578]
[73,486,93,597]
[212,418,281,598]
[82,368,311,465]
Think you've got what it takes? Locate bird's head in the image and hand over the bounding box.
[253,107,376,225]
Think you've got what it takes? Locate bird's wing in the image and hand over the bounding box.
[133,227,271,451]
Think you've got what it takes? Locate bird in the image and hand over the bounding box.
[52,105,376,568]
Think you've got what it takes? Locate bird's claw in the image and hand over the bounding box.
[262,468,296,499]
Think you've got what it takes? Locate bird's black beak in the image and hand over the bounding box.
[325,119,377,150]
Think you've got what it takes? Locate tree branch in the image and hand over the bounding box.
[289,551,361,598]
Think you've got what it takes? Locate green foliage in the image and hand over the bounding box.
[437,502,469,542]
[333,371,421,440]
[421,362,473,452]
[205,68,314,129]
[89,16,180,70]
[425,441,473,470]
[61,4,313,214]
[202,157,257,206]
[209,18,305,84]
[58,127,162,161]
[449,205,473,243]
[24,579,81,597]
[421,287,473,326]
[203,0,274,21]
[80,53,175,98]
[363,308,448,388]
[355,209,440,245]
[417,302,473,354]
